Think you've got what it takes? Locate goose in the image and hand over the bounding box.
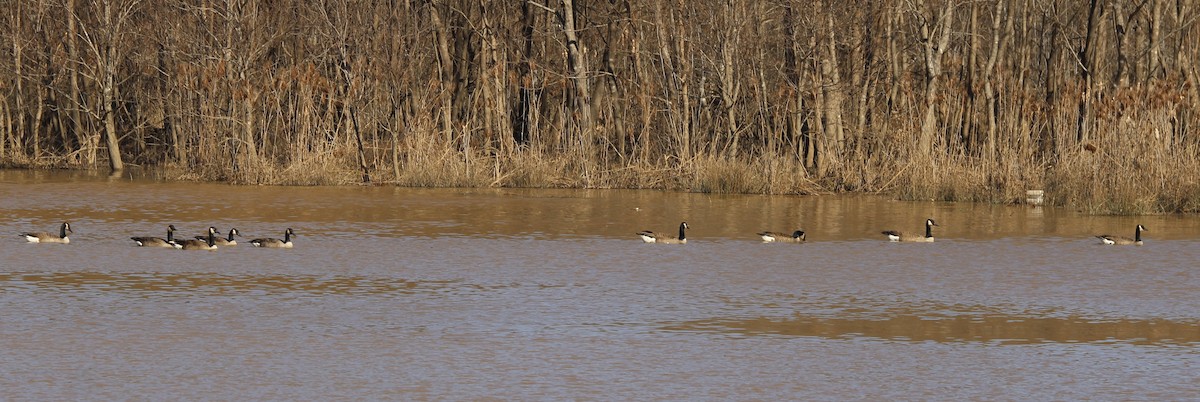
[250,228,295,248]
[22,222,72,244]
[197,228,240,246]
[637,222,689,244]
[758,230,806,243]
[882,218,938,242]
[1096,224,1145,245]
[172,227,219,250]
[131,224,179,248]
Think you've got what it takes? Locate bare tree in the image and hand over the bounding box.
[916,0,954,157]
[73,0,141,173]
[66,0,87,165]
[982,0,1007,161]
[818,0,846,173]
[560,0,596,162]
[1076,0,1101,144]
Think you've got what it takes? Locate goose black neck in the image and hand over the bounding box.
[226,231,236,242]
[60,224,68,238]
[207,231,216,247]
[925,222,933,238]
[166,228,174,242]
[284,230,292,243]
[1135,226,1142,242]
[677,224,686,241]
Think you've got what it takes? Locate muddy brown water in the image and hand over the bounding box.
[1,170,1197,399]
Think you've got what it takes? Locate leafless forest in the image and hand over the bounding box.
[2,1,1199,213]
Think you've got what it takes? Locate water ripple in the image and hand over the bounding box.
[0,271,463,297]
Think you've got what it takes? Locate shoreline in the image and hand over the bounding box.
[5,152,1194,216]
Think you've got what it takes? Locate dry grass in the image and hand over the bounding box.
[153,132,1200,216]
[887,143,1200,215]
[894,152,1038,205]
[1039,100,1200,214]
[687,156,820,194]
[1046,143,1200,214]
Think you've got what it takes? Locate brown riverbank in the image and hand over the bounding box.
[7,134,1200,216]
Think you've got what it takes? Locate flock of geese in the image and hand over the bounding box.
[636,219,1149,246]
[20,218,1148,248]
[20,222,295,250]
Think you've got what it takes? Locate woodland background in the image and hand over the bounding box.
[2,0,1198,213]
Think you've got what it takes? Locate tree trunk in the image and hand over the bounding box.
[515,1,537,146]
[654,2,692,161]
[102,86,123,173]
[677,9,693,162]
[785,5,809,166]
[13,2,26,159]
[1113,2,1131,88]
[1076,0,1101,144]
[965,2,979,155]
[851,8,870,162]
[718,0,741,158]
[429,3,456,144]
[819,8,845,174]
[391,105,403,181]
[103,1,124,173]
[349,105,370,184]
[807,24,824,173]
[561,0,595,161]
[603,30,626,161]
[982,0,1005,162]
[33,86,45,158]
[886,5,898,113]
[632,3,653,163]
[1149,0,1163,80]
[479,5,512,154]
[917,0,954,157]
[0,98,7,157]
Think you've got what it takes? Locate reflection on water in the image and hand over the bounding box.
[0,271,458,296]
[14,270,1196,348]
[2,170,1200,400]
[664,314,1200,346]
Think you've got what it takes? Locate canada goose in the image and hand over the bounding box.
[172,227,219,250]
[637,222,689,244]
[22,222,72,244]
[132,224,179,248]
[197,228,240,246]
[758,230,806,243]
[250,228,295,248]
[882,218,938,242]
[1096,224,1146,245]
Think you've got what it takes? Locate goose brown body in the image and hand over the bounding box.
[173,227,219,250]
[758,230,806,243]
[250,228,294,248]
[132,224,178,248]
[882,219,938,242]
[637,222,689,244]
[1096,224,1145,245]
[198,228,240,246]
[22,222,72,244]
